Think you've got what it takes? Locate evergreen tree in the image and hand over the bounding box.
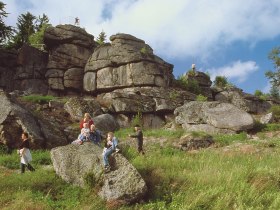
[35,13,49,31]
[96,30,107,45]
[265,47,280,99]
[0,1,13,45]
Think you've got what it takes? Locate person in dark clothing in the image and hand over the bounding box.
[129,125,144,155]
[18,132,35,173]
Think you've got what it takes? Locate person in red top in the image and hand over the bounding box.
[79,113,94,129]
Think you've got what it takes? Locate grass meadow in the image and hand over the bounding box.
[1,128,280,209]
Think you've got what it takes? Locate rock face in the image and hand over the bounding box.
[64,97,103,121]
[44,25,95,93]
[213,87,272,114]
[51,143,147,203]
[0,90,45,148]
[84,33,173,93]
[0,49,17,92]
[260,112,274,124]
[175,101,255,134]
[14,44,49,94]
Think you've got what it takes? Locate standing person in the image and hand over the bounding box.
[79,113,94,129]
[18,132,35,173]
[129,125,144,155]
[102,132,118,172]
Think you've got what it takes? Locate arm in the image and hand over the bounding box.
[129,131,141,138]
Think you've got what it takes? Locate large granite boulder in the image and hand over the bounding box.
[175,101,255,134]
[64,97,103,121]
[14,44,49,94]
[84,33,173,93]
[213,87,272,114]
[0,90,45,148]
[0,49,17,92]
[93,114,120,134]
[44,25,95,93]
[51,143,147,203]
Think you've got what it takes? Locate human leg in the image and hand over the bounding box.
[27,163,35,171]
[21,163,25,173]
[103,148,114,167]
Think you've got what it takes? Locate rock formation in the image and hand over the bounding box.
[44,24,95,93]
[51,143,147,203]
[175,101,255,134]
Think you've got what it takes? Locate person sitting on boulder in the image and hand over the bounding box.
[71,123,90,145]
[128,124,144,155]
[103,132,119,172]
[77,122,90,144]
[80,113,94,129]
[89,124,102,146]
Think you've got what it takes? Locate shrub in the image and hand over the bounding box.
[196,94,207,101]
[213,76,228,88]
[132,111,143,127]
[176,75,201,94]
[254,90,263,97]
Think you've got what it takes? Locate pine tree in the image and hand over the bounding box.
[0,1,13,45]
[96,30,107,45]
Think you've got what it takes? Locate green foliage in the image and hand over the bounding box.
[254,89,263,97]
[29,23,51,49]
[0,1,14,46]
[83,171,103,189]
[196,94,207,101]
[21,94,55,104]
[269,105,280,122]
[175,74,201,94]
[131,111,143,127]
[213,76,228,88]
[140,46,148,54]
[169,90,179,100]
[96,30,107,45]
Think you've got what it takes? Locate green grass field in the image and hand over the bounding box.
[1,129,280,209]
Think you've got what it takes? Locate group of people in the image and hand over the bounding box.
[18,112,145,174]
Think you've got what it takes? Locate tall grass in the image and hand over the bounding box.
[1,131,280,209]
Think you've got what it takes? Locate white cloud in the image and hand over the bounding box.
[3,0,280,60]
[206,60,259,83]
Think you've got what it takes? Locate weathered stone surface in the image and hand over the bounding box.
[175,101,254,133]
[184,71,212,87]
[83,71,96,92]
[0,90,45,148]
[260,112,274,124]
[173,133,214,151]
[51,143,147,203]
[64,97,103,121]
[47,44,92,69]
[64,68,84,90]
[142,114,165,128]
[84,33,173,93]
[0,49,17,92]
[14,44,49,94]
[99,87,196,114]
[93,114,120,133]
[44,25,95,92]
[214,87,272,114]
[44,24,95,49]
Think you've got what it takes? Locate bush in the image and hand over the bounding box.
[254,90,263,97]
[196,94,207,101]
[175,75,201,94]
[213,76,228,88]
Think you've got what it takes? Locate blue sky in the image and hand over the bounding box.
[3,0,280,94]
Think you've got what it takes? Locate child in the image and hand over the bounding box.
[89,124,102,145]
[78,122,90,144]
[19,132,35,173]
[129,124,144,155]
[102,132,119,172]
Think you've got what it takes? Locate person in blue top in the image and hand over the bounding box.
[102,132,119,172]
[89,124,102,146]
